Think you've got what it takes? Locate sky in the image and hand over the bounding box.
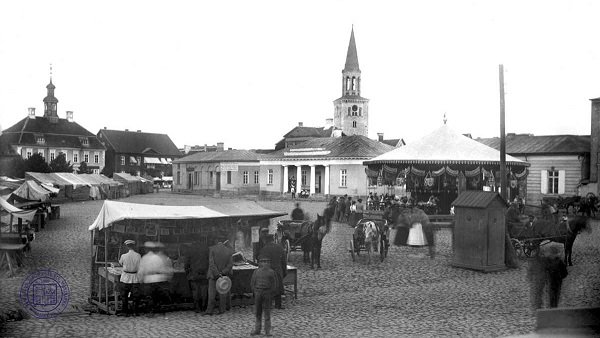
[1,0,600,151]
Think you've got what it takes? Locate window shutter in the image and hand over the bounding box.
[558,170,566,194]
[540,170,548,193]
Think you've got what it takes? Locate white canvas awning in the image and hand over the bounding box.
[0,197,37,224]
[160,158,169,164]
[130,156,138,164]
[144,157,161,164]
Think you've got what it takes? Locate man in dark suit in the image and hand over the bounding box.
[204,237,234,315]
[259,235,287,309]
[185,241,209,312]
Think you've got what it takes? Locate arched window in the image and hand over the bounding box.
[352,105,358,116]
[346,77,351,91]
[359,107,362,116]
[352,77,356,91]
[348,107,351,116]
[352,121,357,128]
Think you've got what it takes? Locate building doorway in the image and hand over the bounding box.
[316,174,322,193]
[188,173,193,190]
[215,172,221,191]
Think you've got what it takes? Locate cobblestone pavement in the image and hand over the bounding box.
[1,193,599,337]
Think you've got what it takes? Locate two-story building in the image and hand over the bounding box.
[0,78,106,174]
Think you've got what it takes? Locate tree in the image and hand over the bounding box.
[24,153,51,173]
[77,161,92,174]
[0,156,25,178]
[49,153,73,173]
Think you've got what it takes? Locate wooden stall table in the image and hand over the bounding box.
[0,243,26,277]
[94,266,121,314]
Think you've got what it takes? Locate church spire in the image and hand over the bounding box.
[43,64,59,122]
[344,26,360,72]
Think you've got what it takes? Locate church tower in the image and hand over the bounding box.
[333,27,369,137]
[43,76,59,123]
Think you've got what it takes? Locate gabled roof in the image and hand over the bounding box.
[2,117,104,149]
[452,191,508,208]
[381,139,405,147]
[365,124,528,166]
[283,126,334,138]
[174,149,271,163]
[268,135,394,160]
[98,129,180,156]
[475,134,590,155]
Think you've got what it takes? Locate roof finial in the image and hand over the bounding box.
[49,63,53,83]
[443,112,447,124]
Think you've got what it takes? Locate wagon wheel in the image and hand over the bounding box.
[350,239,355,261]
[511,238,524,258]
[523,241,539,258]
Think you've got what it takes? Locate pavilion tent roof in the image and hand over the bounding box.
[26,172,91,188]
[13,180,56,202]
[89,200,286,231]
[364,124,529,167]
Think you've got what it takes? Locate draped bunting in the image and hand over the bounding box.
[365,168,379,178]
[514,168,528,179]
[482,168,491,178]
[410,166,426,177]
[464,166,481,178]
[431,166,446,177]
[445,166,459,177]
[383,164,398,174]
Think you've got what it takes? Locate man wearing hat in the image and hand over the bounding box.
[250,256,277,336]
[118,240,141,316]
[204,237,234,315]
[185,241,210,313]
[138,242,173,316]
[259,234,287,309]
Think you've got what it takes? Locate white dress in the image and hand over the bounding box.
[407,222,428,246]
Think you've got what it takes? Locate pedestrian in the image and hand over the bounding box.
[250,256,277,336]
[528,252,547,310]
[355,198,364,222]
[259,234,287,309]
[349,200,357,226]
[333,196,341,220]
[204,237,234,315]
[185,241,209,313]
[290,186,296,199]
[337,195,346,222]
[344,196,352,223]
[118,239,141,317]
[291,202,305,221]
[137,242,173,316]
[538,242,568,308]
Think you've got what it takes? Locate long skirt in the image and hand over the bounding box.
[407,223,428,246]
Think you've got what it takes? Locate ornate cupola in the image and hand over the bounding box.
[43,66,59,123]
[333,27,369,137]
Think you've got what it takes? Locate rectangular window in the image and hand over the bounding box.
[84,152,89,163]
[340,169,347,187]
[120,156,125,165]
[36,136,45,144]
[80,137,89,146]
[548,170,559,194]
[254,171,259,184]
[176,171,181,185]
[268,169,273,185]
[93,169,99,174]
[94,152,99,163]
[38,150,44,158]
[74,153,79,163]
[227,171,232,184]
[243,171,249,185]
[301,170,307,186]
[209,171,214,185]
[50,150,56,161]
[26,148,32,159]
[195,172,199,185]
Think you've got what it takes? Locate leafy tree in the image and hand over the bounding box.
[24,153,51,173]
[49,153,73,173]
[77,161,92,174]
[101,165,113,178]
[0,156,25,178]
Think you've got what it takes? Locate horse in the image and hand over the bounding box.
[301,206,333,269]
[363,221,380,264]
[577,193,598,217]
[531,215,592,266]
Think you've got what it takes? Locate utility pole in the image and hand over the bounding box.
[499,65,507,201]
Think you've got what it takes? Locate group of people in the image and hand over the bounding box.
[330,195,365,225]
[117,236,235,317]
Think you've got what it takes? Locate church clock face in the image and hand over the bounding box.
[352,105,358,112]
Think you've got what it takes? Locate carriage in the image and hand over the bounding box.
[349,218,390,263]
[508,214,567,258]
[275,220,313,259]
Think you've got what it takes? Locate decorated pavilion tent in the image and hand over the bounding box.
[364,124,530,213]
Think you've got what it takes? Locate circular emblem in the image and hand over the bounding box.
[19,269,70,319]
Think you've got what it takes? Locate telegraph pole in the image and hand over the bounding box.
[499,65,507,200]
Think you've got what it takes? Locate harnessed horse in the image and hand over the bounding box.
[531,215,591,266]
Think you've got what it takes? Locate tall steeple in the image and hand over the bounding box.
[333,27,369,137]
[43,64,59,123]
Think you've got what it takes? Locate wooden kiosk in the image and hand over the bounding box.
[451,191,508,272]
[88,200,288,314]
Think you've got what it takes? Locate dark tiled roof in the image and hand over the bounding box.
[1,117,104,149]
[283,126,333,138]
[452,191,508,208]
[98,129,181,156]
[269,135,394,160]
[476,134,590,155]
[381,139,403,147]
[174,150,272,163]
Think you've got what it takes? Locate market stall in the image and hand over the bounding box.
[364,124,530,214]
[87,200,289,314]
[0,197,37,276]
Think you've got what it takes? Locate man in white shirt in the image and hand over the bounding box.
[138,242,173,316]
[118,240,141,316]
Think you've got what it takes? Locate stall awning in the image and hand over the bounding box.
[13,180,54,202]
[88,200,286,231]
[160,158,169,165]
[144,157,161,164]
[130,156,138,164]
[0,197,37,224]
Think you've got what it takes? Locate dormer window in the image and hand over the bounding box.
[80,137,89,146]
[35,135,45,144]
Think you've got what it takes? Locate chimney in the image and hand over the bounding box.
[28,107,36,119]
[104,126,107,129]
[66,111,73,122]
[217,142,224,151]
[590,98,600,182]
[125,129,129,132]
[325,118,333,128]
[298,122,303,127]
[377,133,384,142]
[332,129,343,138]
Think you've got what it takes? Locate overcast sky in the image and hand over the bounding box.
[1,1,599,150]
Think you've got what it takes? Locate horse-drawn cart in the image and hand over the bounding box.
[275,220,313,260]
[508,215,567,259]
[349,218,390,263]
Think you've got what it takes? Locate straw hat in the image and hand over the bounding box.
[216,276,232,295]
[124,240,135,245]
